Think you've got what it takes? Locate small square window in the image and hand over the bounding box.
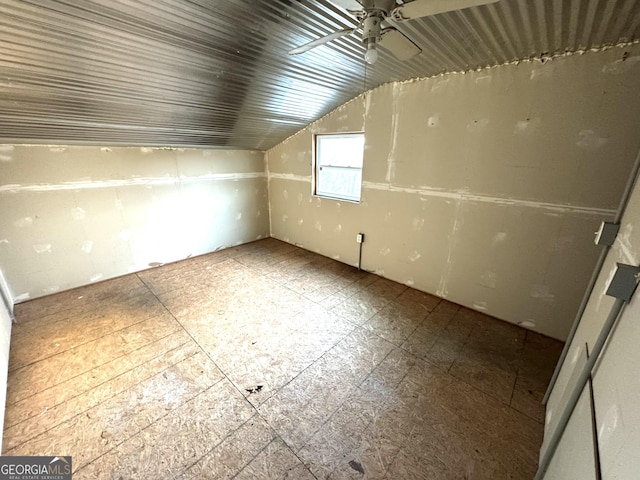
[314,133,365,202]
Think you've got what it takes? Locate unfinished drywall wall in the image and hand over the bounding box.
[545,156,640,478]
[0,268,12,450]
[267,44,640,340]
[0,146,269,300]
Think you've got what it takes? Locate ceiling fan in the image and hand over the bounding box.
[289,0,500,64]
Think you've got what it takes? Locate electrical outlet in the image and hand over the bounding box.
[356,233,364,243]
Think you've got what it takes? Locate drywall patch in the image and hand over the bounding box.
[598,403,621,444]
[90,273,103,282]
[492,232,507,246]
[119,230,131,242]
[385,84,401,183]
[0,145,14,162]
[480,271,497,288]
[616,223,637,264]
[71,207,86,221]
[405,278,415,286]
[467,118,490,132]
[297,218,304,225]
[0,239,8,245]
[570,344,582,365]
[530,65,554,80]
[100,147,112,153]
[427,114,440,128]
[531,284,554,301]
[49,147,66,153]
[282,190,289,200]
[82,240,94,254]
[361,181,614,215]
[408,251,421,262]
[282,214,288,222]
[140,147,153,154]
[473,301,488,311]
[475,74,492,84]
[430,77,450,93]
[518,320,536,328]
[334,224,342,233]
[0,173,265,194]
[33,244,52,254]
[43,286,60,294]
[602,55,640,74]
[268,173,310,183]
[380,247,391,256]
[314,221,322,232]
[577,129,608,150]
[14,217,33,228]
[514,117,541,135]
[412,217,425,231]
[235,213,242,220]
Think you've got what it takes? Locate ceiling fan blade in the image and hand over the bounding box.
[329,0,364,11]
[391,0,500,21]
[379,28,421,61]
[289,28,356,55]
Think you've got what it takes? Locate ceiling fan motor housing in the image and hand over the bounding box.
[359,0,397,14]
[362,14,383,41]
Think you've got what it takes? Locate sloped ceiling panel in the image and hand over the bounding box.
[1,0,639,150]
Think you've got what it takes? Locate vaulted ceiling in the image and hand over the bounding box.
[1,0,639,150]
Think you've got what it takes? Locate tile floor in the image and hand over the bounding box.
[3,238,563,479]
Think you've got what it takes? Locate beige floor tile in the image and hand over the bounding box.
[6,312,181,405]
[77,379,254,479]
[330,293,384,326]
[13,274,145,323]
[179,415,277,480]
[6,352,224,470]
[448,315,526,403]
[511,331,563,422]
[3,340,200,451]
[4,331,193,429]
[234,438,315,480]
[400,308,457,357]
[363,302,426,346]
[9,290,167,370]
[257,329,395,451]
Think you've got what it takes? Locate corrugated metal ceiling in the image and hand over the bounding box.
[1,0,639,150]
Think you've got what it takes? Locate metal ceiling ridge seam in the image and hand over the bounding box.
[0,143,262,151]
[267,39,640,154]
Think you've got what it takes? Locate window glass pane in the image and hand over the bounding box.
[315,133,364,202]
[317,166,362,201]
[317,134,364,168]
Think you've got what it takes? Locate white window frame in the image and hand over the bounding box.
[313,132,365,203]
